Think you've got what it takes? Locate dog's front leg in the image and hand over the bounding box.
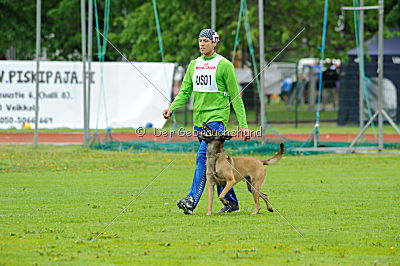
[218,180,235,206]
[207,179,215,215]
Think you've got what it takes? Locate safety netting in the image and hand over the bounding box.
[89,134,400,155]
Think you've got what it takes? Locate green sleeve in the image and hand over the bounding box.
[169,60,195,111]
[221,60,248,128]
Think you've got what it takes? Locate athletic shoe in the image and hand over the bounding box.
[217,202,240,213]
[177,196,195,215]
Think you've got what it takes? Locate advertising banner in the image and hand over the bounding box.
[0,61,174,129]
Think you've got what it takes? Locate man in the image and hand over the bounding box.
[163,29,250,215]
[280,76,293,103]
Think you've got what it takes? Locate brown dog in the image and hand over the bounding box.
[198,123,284,215]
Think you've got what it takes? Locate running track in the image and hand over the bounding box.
[0,132,399,144]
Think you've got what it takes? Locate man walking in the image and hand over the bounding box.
[163,29,250,214]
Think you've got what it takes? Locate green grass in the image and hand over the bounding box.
[0,145,399,264]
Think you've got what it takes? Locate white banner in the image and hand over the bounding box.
[0,61,174,129]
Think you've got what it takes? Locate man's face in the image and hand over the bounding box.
[199,37,216,56]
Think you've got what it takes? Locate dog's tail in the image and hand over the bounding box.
[260,143,285,165]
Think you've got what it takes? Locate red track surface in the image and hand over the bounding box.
[0,132,399,144]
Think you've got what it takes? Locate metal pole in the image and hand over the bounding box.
[259,0,266,144]
[359,0,365,129]
[34,0,41,147]
[377,0,384,151]
[88,0,93,132]
[342,6,380,10]
[211,0,216,30]
[315,0,329,147]
[81,0,88,147]
[341,4,389,149]
[350,111,378,147]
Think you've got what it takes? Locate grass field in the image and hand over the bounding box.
[1,145,399,264]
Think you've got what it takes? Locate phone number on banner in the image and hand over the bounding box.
[0,117,54,124]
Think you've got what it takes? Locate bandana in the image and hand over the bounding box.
[199,29,219,43]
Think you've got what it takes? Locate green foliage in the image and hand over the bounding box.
[0,0,399,62]
[0,0,40,59]
[0,146,399,264]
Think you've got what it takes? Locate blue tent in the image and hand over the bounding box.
[347,34,400,56]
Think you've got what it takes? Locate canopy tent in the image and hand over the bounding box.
[347,33,400,56]
[338,32,400,125]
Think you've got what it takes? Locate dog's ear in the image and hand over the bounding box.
[202,122,213,132]
[223,134,232,140]
[198,132,212,143]
[218,134,232,142]
[202,122,219,137]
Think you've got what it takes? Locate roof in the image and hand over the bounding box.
[348,30,400,56]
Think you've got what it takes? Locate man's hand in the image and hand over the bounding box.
[163,109,173,119]
[239,128,251,141]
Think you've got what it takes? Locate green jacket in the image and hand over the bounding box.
[169,53,248,128]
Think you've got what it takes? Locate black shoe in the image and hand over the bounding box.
[217,202,240,213]
[177,196,195,215]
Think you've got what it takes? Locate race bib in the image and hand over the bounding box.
[193,55,223,93]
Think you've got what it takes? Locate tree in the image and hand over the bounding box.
[1,0,399,63]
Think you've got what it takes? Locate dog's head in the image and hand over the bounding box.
[198,132,232,144]
[198,122,232,153]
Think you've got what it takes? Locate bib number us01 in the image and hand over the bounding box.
[195,75,212,86]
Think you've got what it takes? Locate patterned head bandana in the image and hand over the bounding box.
[199,29,220,43]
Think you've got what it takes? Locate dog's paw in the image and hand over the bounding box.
[206,211,212,215]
